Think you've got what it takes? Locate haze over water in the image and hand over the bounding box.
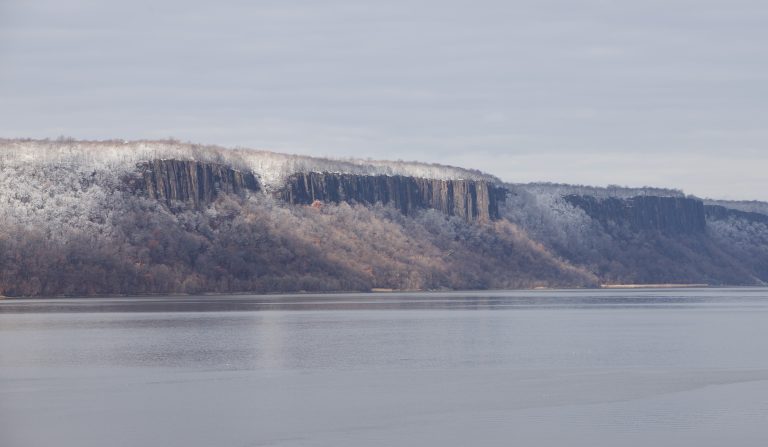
[2,288,768,446]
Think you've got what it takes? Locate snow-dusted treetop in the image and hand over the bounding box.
[512,182,686,200]
[0,138,500,188]
[703,199,768,215]
[512,183,768,216]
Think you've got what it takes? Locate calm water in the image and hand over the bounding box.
[2,288,768,446]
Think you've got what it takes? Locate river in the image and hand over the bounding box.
[2,288,768,446]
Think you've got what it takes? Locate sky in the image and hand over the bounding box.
[1,0,767,200]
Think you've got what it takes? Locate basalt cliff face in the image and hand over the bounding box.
[279,172,505,222]
[504,184,768,286]
[131,159,260,209]
[564,195,706,233]
[2,138,768,297]
[705,204,768,225]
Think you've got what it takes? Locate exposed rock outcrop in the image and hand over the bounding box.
[705,205,768,225]
[565,195,706,233]
[279,172,505,222]
[133,159,260,208]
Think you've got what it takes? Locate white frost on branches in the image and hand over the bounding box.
[513,182,685,200]
[0,138,498,189]
[0,138,499,240]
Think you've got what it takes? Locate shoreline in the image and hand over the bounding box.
[600,284,709,289]
[7,284,768,301]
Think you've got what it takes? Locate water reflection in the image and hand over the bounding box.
[1,288,768,371]
[2,287,767,314]
[3,288,768,447]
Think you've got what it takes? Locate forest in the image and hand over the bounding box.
[1,138,767,296]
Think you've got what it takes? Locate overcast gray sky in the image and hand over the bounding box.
[1,0,766,200]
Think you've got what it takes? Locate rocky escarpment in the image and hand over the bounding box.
[132,159,260,209]
[6,137,768,296]
[565,195,706,233]
[705,205,768,225]
[704,200,768,215]
[279,172,505,222]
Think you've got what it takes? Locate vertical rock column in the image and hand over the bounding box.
[137,159,260,209]
[279,172,505,222]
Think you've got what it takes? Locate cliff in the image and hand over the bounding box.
[705,205,768,225]
[564,195,706,233]
[278,172,505,222]
[132,159,260,209]
[127,161,506,221]
[2,138,767,296]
